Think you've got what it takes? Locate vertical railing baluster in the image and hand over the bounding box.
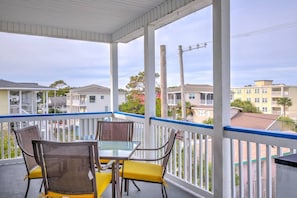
[256,143,262,198]
[231,139,235,198]
[266,145,272,198]
[199,134,203,188]
[247,141,252,198]
[238,140,244,198]
[205,135,209,191]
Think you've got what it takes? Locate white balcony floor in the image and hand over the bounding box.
[0,162,196,198]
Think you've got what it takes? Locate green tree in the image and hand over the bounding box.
[203,118,214,124]
[120,71,160,115]
[175,101,194,120]
[277,97,292,117]
[277,116,296,131]
[49,80,70,97]
[119,97,145,114]
[231,99,259,113]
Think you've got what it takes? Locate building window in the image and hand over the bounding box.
[101,95,104,100]
[262,107,268,112]
[200,93,214,105]
[207,94,213,105]
[262,88,267,94]
[262,98,267,103]
[89,96,96,103]
[189,93,195,99]
[246,89,251,94]
[237,89,241,94]
[255,88,259,94]
[247,98,251,102]
[104,106,108,112]
[255,98,260,103]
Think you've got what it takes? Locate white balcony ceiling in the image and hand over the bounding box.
[0,0,211,43]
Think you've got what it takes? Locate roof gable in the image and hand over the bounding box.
[231,112,279,130]
[0,79,55,91]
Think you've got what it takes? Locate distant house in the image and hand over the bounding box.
[0,79,55,115]
[48,96,67,113]
[231,80,297,120]
[168,84,214,106]
[66,84,126,113]
[192,106,282,131]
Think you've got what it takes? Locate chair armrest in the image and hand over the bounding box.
[100,160,115,170]
[136,141,168,151]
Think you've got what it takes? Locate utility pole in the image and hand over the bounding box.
[178,45,186,120]
[160,45,168,118]
[178,43,207,120]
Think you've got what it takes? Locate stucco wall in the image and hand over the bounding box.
[0,90,8,115]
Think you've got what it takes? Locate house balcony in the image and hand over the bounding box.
[1,112,297,197]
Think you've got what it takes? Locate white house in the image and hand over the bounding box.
[167,84,214,106]
[66,84,126,113]
[0,79,55,115]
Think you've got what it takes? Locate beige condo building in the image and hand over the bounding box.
[231,80,297,120]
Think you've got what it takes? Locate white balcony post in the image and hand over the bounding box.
[110,42,119,112]
[144,24,156,150]
[19,90,22,114]
[213,0,231,197]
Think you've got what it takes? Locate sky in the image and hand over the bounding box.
[1,0,297,89]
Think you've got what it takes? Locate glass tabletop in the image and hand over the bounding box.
[99,141,140,160]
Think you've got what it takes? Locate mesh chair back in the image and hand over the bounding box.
[96,121,134,141]
[161,129,177,177]
[12,125,41,172]
[32,140,98,196]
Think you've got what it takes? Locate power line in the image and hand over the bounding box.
[204,20,297,44]
[233,20,297,39]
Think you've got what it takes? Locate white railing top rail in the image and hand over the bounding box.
[225,125,297,149]
[0,112,112,122]
[151,116,214,136]
[114,111,144,123]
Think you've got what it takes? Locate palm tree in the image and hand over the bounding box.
[277,97,292,117]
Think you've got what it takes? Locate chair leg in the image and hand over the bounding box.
[39,179,43,193]
[131,180,140,191]
[123,179,140,195]
[25,179,30,198]
[161,184,168,198]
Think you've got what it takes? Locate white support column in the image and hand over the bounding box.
[212,0,231,197]
[144,24,156,149]
[110,43,119,112]
[45,91,49,114]
[19,90,22,114]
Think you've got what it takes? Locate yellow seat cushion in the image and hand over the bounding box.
[95,172,112,196]
[27,165,42,179]
[121,160,163,184]
[44,172,112,198]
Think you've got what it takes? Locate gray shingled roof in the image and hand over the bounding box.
[0,79,55,90]
[70,84,126,94]
[70,84,110,94]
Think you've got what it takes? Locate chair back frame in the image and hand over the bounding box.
[32,140,100,197]
[12,125,41,173]
[95,120,134,141]
[161,130,177,177]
